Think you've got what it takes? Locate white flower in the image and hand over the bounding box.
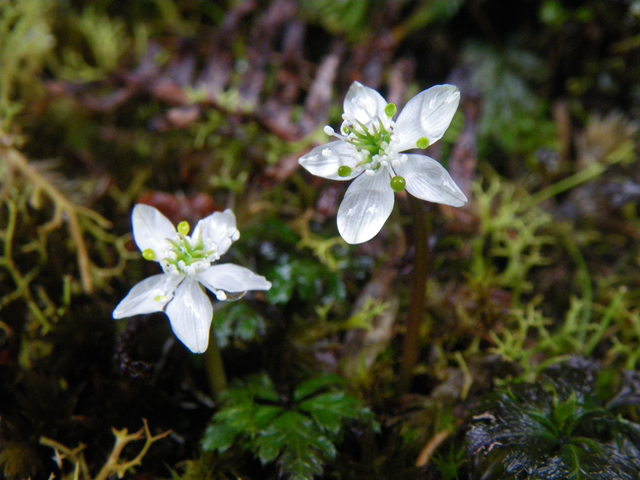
[299,81,468,244]
[112,204,271,353]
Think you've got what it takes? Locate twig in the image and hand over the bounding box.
[415,429,452,467]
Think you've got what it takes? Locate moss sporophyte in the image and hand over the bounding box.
[112,204,271,353]
[299,81,468,244]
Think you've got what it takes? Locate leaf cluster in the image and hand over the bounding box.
[468,358,640,480]
[463,43,558,158]
[202,373,371,480]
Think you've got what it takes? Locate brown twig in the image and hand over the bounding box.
[415,429,452,467]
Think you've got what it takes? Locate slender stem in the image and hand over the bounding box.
[205,324,227,400]
[399,196,429,393]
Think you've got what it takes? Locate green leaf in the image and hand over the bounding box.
[214,303,265,348]
[293,374,344,402]
[267,259,345,305]
[202,373,371,480]
[201,423,239,453]
[256,411,335,479]
[299,391,362,436]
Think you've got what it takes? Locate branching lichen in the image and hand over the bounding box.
[1,142,130,331]
[470,172,554,302]
[491,287,629,380]
[291,209,344,271]
[2,145,111,293]
[40,419,171,480]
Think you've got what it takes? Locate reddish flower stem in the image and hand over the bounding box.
[399,196,429,392]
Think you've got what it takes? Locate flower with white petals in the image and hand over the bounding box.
[299,81,468,244]
[113,204,271,353]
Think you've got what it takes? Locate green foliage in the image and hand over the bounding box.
[300,0,370,42]
[267,257,346,306]
[0,147,129,331]
[202,373,371,480]
[250,219,346,307]
[468,358,640,480]
[432,444,467,480]
[214,303,265,349]
[0,0,54,129]
[51,5,133,82]
[491,288,628,380]
[469,172,554,302]
[463,43,558,157]
[399,0,465,36]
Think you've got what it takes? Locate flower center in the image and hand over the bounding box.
[164,233,216,275]
[324,102,409,192]
[344,120,393,161]
[143,220,218,276]
[327,119,399,179]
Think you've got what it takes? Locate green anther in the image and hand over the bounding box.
[142,248,156,261]
[384,103,397,118]
[390,176,406,192]
[177,220,190,235]
[338,165,353,177]
[416,137,430,149]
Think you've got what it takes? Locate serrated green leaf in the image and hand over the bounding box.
[214,402,255,432]
[248,374,281,403]
[254,405,284,429]
[255,411,334,479]
[293,374,344,402]
[203,373,371,480]
[279,450,325,480]
[201,423,239,453]
[299,392,362,435]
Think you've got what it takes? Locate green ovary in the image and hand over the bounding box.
[166,235,214,271]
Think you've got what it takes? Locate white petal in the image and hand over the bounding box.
[395,154,468,207]
[298,141,363,181]
[165,278,213,353]
[394,85,460,152]
[198,263,271,300]
[337,170,394,244]
[132,204,177,256]
[343,81,390,129]
[112,273,183,319]
[192,209,239,257]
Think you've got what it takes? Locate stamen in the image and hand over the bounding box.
[177,221,190,235]
[390,176,406,192]
[384,103,397,118]
[416,137,430,149]
[322,125,348,142]
[338,166,353,177]
[142,248,156,261]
